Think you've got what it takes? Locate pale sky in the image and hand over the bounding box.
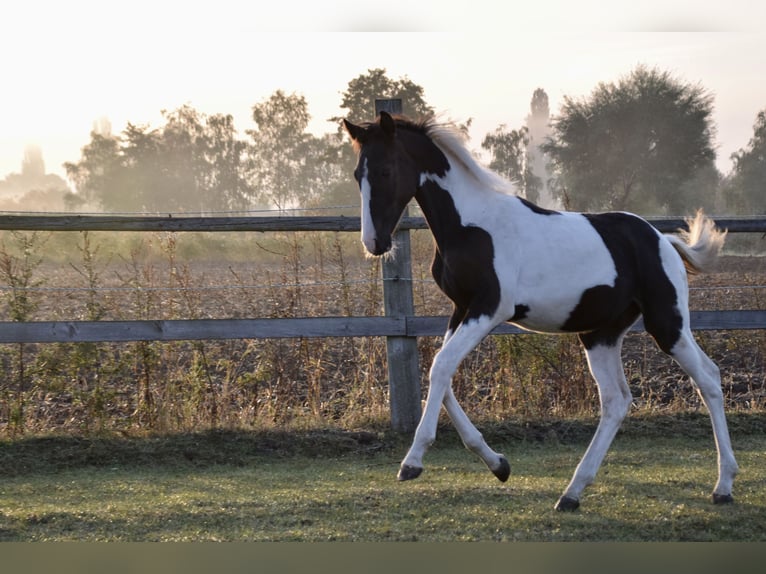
[2,1,765,185]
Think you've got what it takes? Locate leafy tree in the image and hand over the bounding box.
[481,89,557,205]
[158,106,207,210]
[120,122,165,211]
[300,133,349,211]
[246,90,319,211]
[327,68,436,210]
[542,65,717,213]
[203,113,253,211]
[332,67,434,126]
[159,106,253,212]
[66,106,253,212]
[64,126,126,209]
[727,109,766,213]
[481,125,541,202]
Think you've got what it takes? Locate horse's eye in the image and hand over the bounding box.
[380,168,392,178]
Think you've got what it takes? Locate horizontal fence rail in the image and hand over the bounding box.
[0,311,765,344]
[0,213,764,344]
[2,214,766,233]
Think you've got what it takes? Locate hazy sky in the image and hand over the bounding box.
[2,1,765,185]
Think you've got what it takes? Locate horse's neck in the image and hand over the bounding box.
[415,164,507,249]
[409,132,524,246]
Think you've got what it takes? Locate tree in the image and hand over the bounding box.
[246,90,318,211]
[66,106,253,212]
[21,145,45,179]
[153,106,253,212]
[481,89,557,205]
[332,67,434,126]
[327,68,436,210]
[158,105,208,211]
[481,125,541,202]
[727,109,766,213]
[64,125,126,209]
[542,66,717,213]
[120,122,165,212]
[525,88,555,208]
[203,113,253,211]
[1,145,69,204]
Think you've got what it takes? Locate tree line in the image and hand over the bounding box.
[8,66,766,215]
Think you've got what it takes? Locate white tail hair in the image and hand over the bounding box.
[666,210,726,274]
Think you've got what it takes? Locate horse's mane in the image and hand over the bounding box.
[398,116,519,195]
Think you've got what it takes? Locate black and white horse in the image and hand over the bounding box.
[344,111,738,510]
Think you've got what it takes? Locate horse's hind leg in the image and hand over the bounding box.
[668,329,739,503]
[443,388,510,481]
[556,330,633,511]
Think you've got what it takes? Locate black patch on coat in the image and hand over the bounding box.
[397,125,451,178]
[518,197,561,216]
[417,180,501,324]
[562,213,683,352]
[512,304,530,321]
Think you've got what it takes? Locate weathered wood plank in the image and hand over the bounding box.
[686,310,766,331]
[0,215,367,232]
[0,311,763,344]
[0,214,763,233]
[0,317,405,343]
[411,311,766,336]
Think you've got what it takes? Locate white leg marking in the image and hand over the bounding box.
[427,327,506,474]
[400,316,498,475]
[671,330,739,497]
[560,341,632,503]
[442,388,507,475]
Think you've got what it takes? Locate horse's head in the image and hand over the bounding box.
[343,111,420,256]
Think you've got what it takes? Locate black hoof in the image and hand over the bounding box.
[492,456,511,482]
[713,493,734,505]
[555,496,580,511]
[398,464,423,481]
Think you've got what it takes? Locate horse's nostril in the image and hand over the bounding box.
[375,238,392,255]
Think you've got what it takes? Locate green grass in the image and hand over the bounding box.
[0,413,764,541]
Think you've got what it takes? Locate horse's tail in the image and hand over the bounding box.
[665,210,726,275]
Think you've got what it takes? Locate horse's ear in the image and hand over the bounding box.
[343,119,367,144]
[379,111,396,139]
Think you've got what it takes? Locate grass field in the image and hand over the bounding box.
[1,412,764,542]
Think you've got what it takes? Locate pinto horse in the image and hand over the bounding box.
[343,111,738,510]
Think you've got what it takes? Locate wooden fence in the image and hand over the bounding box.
[1,213,765,431]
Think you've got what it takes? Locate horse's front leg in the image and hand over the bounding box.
[398,314,499,481]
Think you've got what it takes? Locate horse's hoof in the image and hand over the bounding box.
[712,493,734,505]
[554,496,580,511]
[492,456,511,482]
[398,464,423,481]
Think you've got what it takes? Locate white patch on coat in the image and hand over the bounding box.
[421,168,618,332]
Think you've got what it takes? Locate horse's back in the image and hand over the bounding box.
[504,205,684,336]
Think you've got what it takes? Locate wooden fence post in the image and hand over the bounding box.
[375,98,422,433]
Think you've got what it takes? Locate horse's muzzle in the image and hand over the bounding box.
[364,236,392,256]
